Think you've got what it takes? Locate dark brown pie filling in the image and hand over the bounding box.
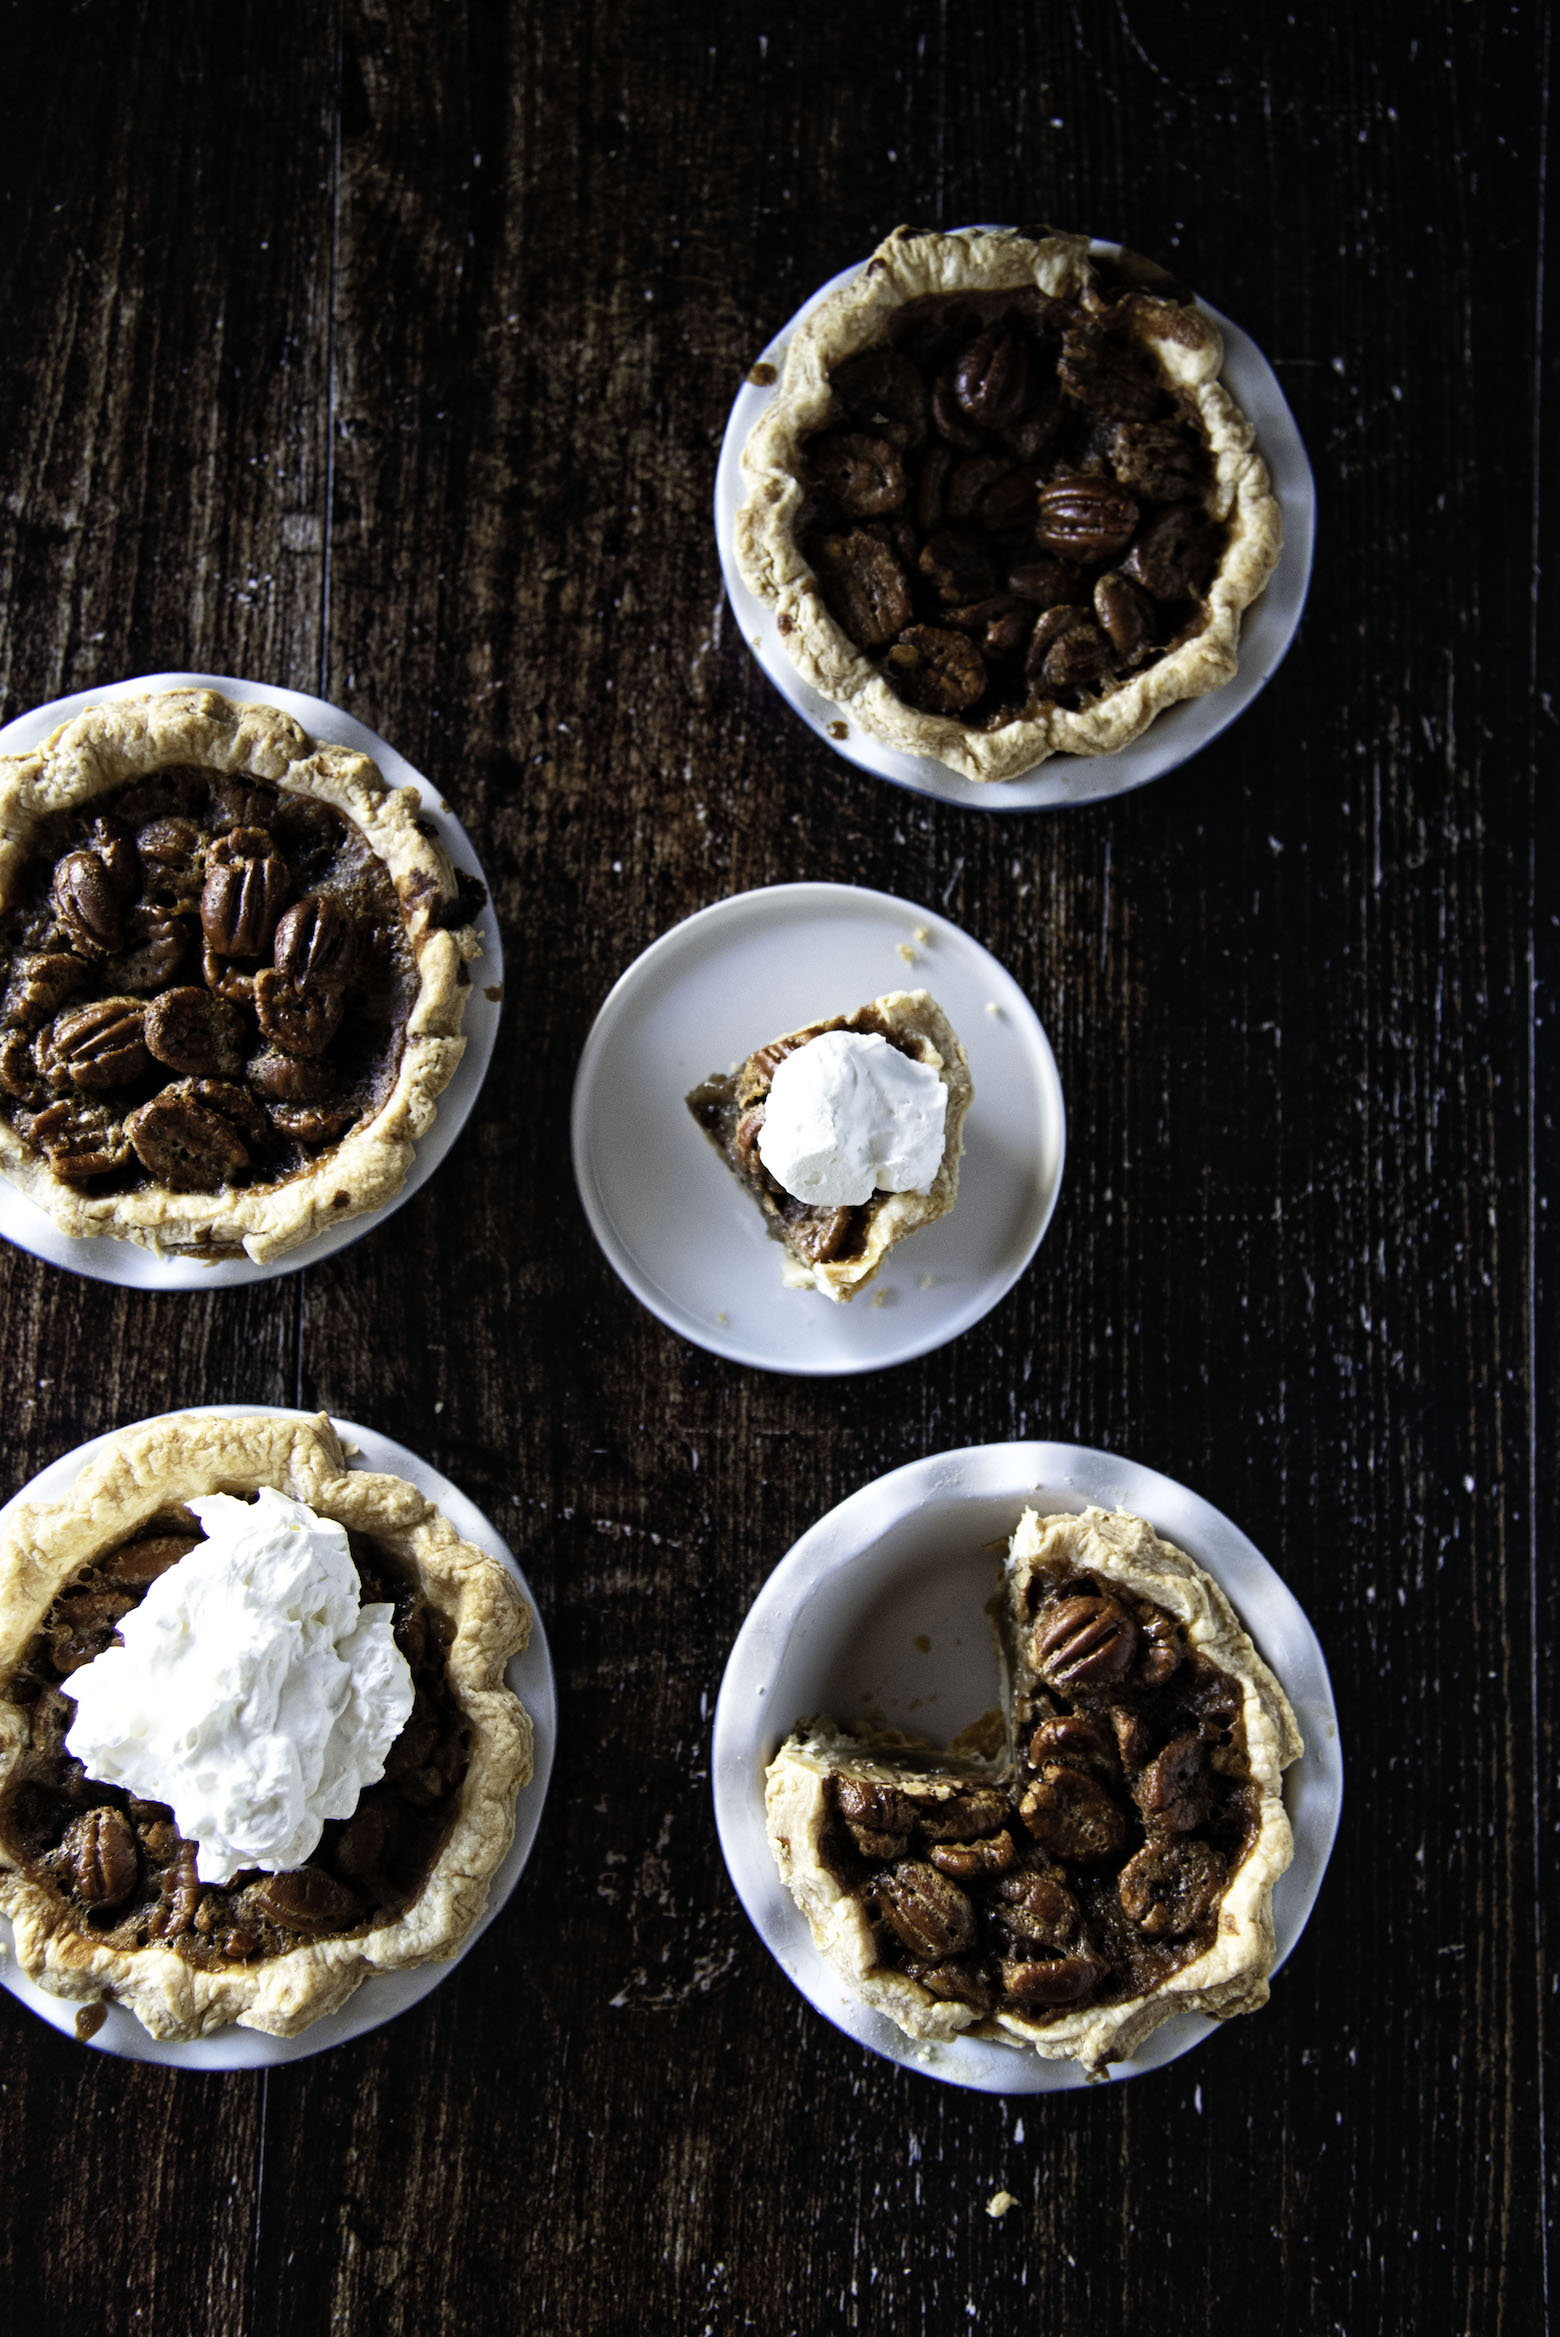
[0,766,451,1213]
[687,1003,924,1269]
[817,1568,1259,2024]
[795,255,1231,730]
[0,1513,469,1968]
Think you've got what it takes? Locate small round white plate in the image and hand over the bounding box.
[0,1406,556,2068]
[0,672,503,1287]
[712,1442,1341,2093]
[571,883,1065,1375]
[715,236,1316,812]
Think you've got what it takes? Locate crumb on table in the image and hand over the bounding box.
[987,2190,1019,2220]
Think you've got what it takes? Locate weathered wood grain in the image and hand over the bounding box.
[0,0,1547,2331]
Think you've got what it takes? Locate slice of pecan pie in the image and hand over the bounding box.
[765,1506,1300,2075]
[686,989,972,1301]
[0,1411,532,2042]
[0,689,484,1260]
[736,227,1282,780]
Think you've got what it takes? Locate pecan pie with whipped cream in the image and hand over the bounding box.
[765,1506,1300,2075]
[736,227,1282,780]
[0,1412,532,2041]
[0,690,483,1260]
[686,989,972,1301]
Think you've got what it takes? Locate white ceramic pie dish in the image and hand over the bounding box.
[0,674,503,1287]
[712,1441,1341,2093]
[715,234,1316,812]
[571,882,1066,1375]
[0,1406,556,2068]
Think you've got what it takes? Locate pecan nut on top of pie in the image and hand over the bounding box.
[686,988,972,1301]
[736,226,1283,781]
[765,1506,1301,2077]
[0,1411,533,2042]
[0,688,484,1261]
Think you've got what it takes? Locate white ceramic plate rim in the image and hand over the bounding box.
[0,1405,556,2069]
[715,233,1317,811]
[570,880,1066,1375]
[712,1440,1342,2094]
[0,673,503,1287]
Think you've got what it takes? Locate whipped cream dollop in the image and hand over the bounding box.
[756,1029,948,1207]
[64,1486,416,1885]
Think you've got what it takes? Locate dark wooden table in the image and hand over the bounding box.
[0,5,1548,2332]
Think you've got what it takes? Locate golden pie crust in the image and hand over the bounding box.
[688,988,972,1301]
[765,1505,1301,2076]
[736,226,1283,781]
[0,1411,533,2041]
[0,688,479,1261]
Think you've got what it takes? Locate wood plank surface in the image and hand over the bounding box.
[0,2,1548,2331]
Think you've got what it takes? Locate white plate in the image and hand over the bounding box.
[715,236,1316,811]
[0,1406,556,2068]
[570,882,1065,1375]
[712,1442,1341,2093]
[0,673,503,1286]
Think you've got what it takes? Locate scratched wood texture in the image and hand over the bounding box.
[0,2,1548,2332]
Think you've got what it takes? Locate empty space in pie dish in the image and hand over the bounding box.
[0,1406,556,2069]
[712,1442,1341,2094]
[0,675,502,1290]
[715,234,1315,812]
[571,883,1066,1375]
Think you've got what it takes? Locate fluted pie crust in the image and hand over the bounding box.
[765,1506,1301,2077]
[0,689,479,1261]
[736,226,1283,781]
[687,988,972,1301]
[0,1411,533,2041]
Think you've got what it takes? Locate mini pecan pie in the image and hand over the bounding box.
[0,1412,532,2041]
[686,989,972,1301]
[0,689,484,1260]
[765,1507,1300,2075]
[736,227,1283,780]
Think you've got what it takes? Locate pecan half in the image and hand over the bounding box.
[1058,318,1161,419]
[870,1861,976,1961]
[244,1866,361,1934]
[1131,1730,1216,1836]
[272,895,355,993]
[200,834,290,958]
[1094,571,1155,662]
[885,625,985,714]
[41,997,151,1091]
[812,530,913,650]
[1018,1764,1130,1863]
[953,329,1033,431]
[52,851,125,956]
[144,986,248,1079]
[26,1098,130,1178]
[254,968,346,1057]
[1001,1953,1102,2007]
[928,1830,1016,1880]
[916,526,996,605]
[1035,475,1139,562]
[1122,505,1222,600]
[3,951,91,1028]
[1107,418,1206,502]
[1117,1838,1227,1938]
[1031,1594,1138,1691]
[60,1806,139,1910]
[809,431,906,518]
[908,1784,1010,1842]
[126,1082,254,1190]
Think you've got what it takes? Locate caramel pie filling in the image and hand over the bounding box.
[0,1515,470,1968]
[809,1568,1260,2025]
[0,766,435,1203]
[797,263,1231,730]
